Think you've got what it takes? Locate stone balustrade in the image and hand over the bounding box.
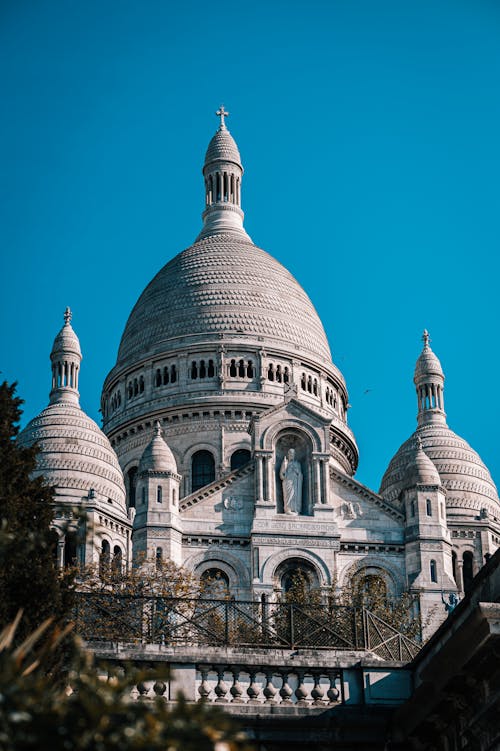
[195,665,342,706]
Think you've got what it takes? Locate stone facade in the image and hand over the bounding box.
[19,115,500,639]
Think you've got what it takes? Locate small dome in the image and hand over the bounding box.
[139,422,177,474]
[50,307,82,359]
[414,330,443,383]
[403,437,441,488]
[18,402,127,512]
[204,127,241,167]
[380,423,499,515]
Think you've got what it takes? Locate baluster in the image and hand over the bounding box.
[279,671,293,704]
[229,667,245,703]
[198,665,211,702]
[214,667,229,703]
[153,680,167,697]
[327,671,340,704]
[310,672,326,705]
[263,669,277,703]
[295,670,309,706]
[137,681,149,698]
[247,670,261,704]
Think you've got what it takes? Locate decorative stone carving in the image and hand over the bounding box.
[340,501,363,519]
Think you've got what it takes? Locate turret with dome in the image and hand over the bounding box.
[19,308,131,568]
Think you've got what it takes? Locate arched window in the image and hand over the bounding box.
[163,366,170,385]
[301,373,306,390]
[127,467,138,509]
[156,547,163,569]
[238,359,245,377]
[128,383,133,399]
[64,531,77,568]
[463,551,474,591]
[430,559,438,583]
[230,448,251,471]
[307,376,312,393]
[208,359,215,377]
[170,364,177,383]
[313,379,318,396]
[268,364,274,381]
[426,499,432,516]
[192,450,215,492]
[133,379,139,396]
[279,560,319,597]
[191,361,198,379]
[157,485,162,503]
[155,369,161,387]
[283,367,289,384]
[247,360,254,378]
[356,574,388,608]
[99,540,110,578]
[276,365,282,383]
[201,568,229,597]
[172,488,177,506]
[199,360,206,378]
[410,499,416,517]
[112,546,122,577]
[139,376,144,393]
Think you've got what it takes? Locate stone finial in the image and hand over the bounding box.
[64,307,72,326]
[216,105,229,129]
[422,329,430,348]
[154,420,162,436]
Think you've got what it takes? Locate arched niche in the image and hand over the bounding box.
[275,430,313,515]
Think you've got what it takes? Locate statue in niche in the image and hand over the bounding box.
[279,448,303,515]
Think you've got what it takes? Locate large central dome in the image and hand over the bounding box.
[102,112,358,477]
[117,233,332,366]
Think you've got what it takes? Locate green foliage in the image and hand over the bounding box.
[0,614,252,751]
[0,382,74,646]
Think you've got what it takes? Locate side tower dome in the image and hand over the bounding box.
[102,110,358,490]
[380,331,499,519]
[19,309,130,566]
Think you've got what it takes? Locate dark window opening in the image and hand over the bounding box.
[192,450,215,492]
[230,448,251,471]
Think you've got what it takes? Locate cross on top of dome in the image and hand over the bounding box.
[64,306,72,325]
[216,105,229,129]
[422,329,431,348]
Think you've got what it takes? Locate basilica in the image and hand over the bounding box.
[19,110,500,635]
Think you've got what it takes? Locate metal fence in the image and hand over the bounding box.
[74,593,421,661]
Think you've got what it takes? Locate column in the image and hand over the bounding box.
[57,537,65,570]
[456,559,464,593]
[265,452,274,504]
[256,454,264,504]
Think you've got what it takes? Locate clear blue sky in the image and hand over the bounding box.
[1,0,499,492]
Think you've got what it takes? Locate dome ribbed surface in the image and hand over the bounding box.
[139,430,177,474]
[205,128,241,166]
[117,234,332,366]
[414,346,443,382]
[403,443,441,488]
[19,403,127,511]
[51,323,81,358]
[380,424,499,513]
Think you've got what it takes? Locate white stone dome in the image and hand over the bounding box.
[402,437,442,489]
[19,402,127,512]
[116,233,332,367]
[205,127,241,166]
[380,423,499,516]
[139,422,177,474]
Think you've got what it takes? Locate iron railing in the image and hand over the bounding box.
[74,593,421,661]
